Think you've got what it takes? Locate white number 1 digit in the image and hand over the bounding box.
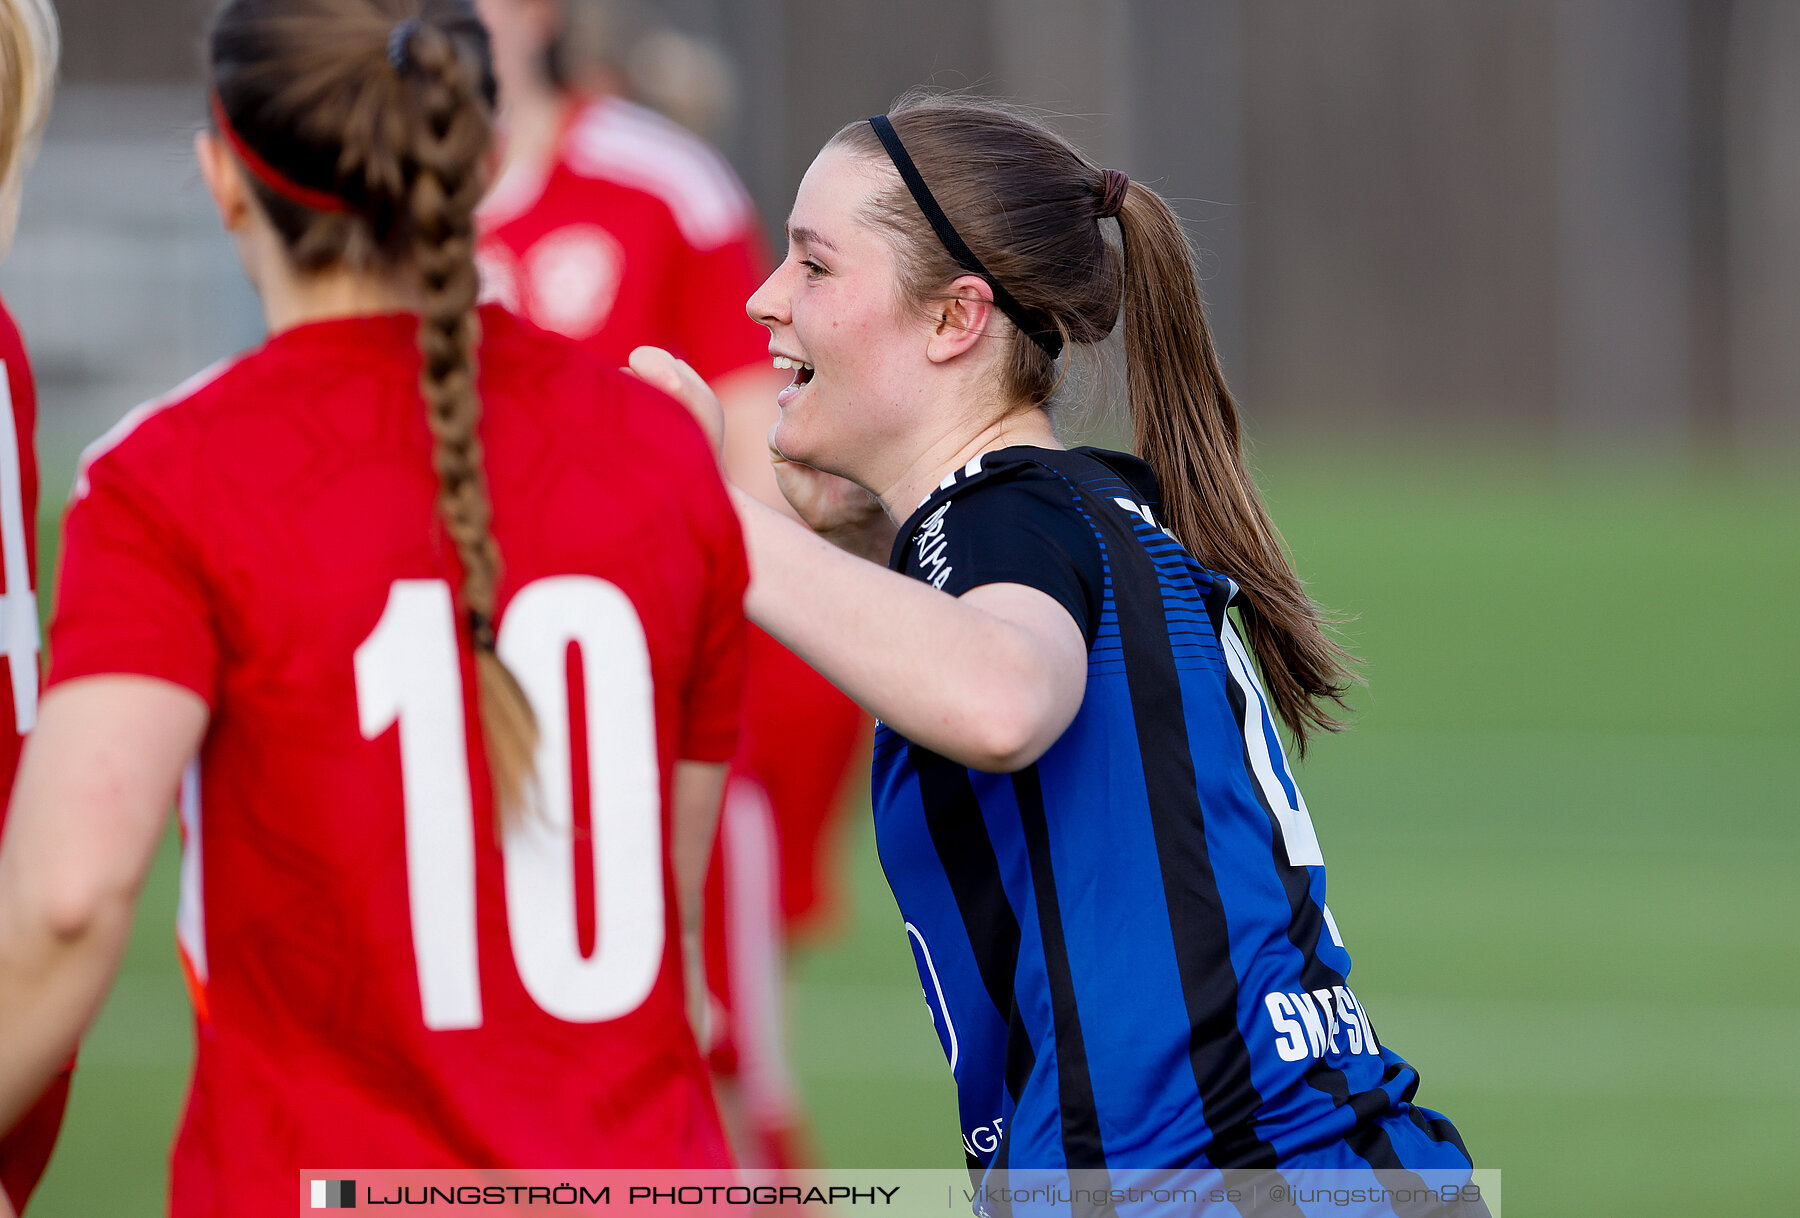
[353,576,663,1030]
[0,361,39,733]
[355,580,482,1030]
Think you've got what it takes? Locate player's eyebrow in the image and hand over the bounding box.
[787,224,839,253]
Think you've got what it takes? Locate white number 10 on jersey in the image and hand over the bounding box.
[355,576,663,1030]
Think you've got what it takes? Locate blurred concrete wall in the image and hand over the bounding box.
[13,0,1798,464]
[2,85,261,476]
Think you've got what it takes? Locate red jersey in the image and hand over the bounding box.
[476,97,869,1155]
[476,96,770,382]
[0,299,38,786]
[0,297,62,1213]
[50,307,745,1215]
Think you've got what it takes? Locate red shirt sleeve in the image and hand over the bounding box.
[0,302,63,1214]
[672,228,774,384]
[49,433,219,705]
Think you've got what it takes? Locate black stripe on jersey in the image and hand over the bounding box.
[1406,1102,1475,1163]
[913,749,1037,1107]
[1011,767,1114,1193]
[1307,1068,1465,1218]
[1103,514,1286,1174]
[1201,569,1234,639]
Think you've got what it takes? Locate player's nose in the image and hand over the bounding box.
[747,264,791,331]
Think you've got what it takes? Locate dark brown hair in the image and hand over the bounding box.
[831,94,1355,750]
[209,0,539,810]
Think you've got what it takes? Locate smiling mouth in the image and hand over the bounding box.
[773,354,815,389]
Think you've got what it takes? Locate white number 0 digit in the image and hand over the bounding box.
[354,576,662,1030]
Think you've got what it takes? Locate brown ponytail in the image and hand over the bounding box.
[208,0,539,814]
[831,93,1355,751]
[1111,182,1355,748]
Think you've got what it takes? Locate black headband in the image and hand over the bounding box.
[867,115,1063,359]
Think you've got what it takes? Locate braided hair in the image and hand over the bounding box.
[209,0,539,815]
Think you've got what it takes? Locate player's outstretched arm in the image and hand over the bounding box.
[735,502,1086,771]
[0,677,206,1131]
[669,760,727,1046]
[626,348,1085,773]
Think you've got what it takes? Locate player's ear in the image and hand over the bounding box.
[926,274,995,365]
[194,131,251,233]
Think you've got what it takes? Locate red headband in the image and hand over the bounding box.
[208,90,354,215]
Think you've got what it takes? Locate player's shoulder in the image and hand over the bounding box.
[72,353,253,500]
[481,308,717,470]
[560,95,755,250]
[891,448,1097,567]
[912,447,1091,517]
[945,446,1169,523]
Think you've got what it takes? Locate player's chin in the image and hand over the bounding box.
[770,414,834,472]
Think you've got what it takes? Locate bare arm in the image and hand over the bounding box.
[630,347,1086,772]
[669,759,727,1046]
[0,677,208,1131]
[733,492,1085,770]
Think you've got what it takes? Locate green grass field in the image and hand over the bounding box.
[24,446,1799,1216]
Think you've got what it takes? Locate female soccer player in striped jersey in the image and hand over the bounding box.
[0,1,60,1212]
[0,2,745,1211]
[631,94,1483,1213]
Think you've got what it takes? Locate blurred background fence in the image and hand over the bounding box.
[8,3,1797,1217]
[18,0,1800,459]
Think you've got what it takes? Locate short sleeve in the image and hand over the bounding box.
[896,471,1103,644]
[673,430,749,762]
[671,231,773,384]
[49,449,219,705]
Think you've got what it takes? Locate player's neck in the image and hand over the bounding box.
[258,262,421,336]
[495,85,572,181]
[878,407,1061,520]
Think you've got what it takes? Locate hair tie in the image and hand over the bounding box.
[469,610,497,653]
[1097,168,1130,219]
[388,18,422,72]
[867,114,1064,360]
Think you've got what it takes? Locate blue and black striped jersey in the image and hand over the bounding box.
[873,447,1474,1196]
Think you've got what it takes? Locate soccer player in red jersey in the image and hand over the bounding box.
[472,0,868,1167]
[0,2,63,1213]
[0,2,744,1212]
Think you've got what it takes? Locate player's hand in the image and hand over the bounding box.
[626,346,723,456]
[768,432,897,564]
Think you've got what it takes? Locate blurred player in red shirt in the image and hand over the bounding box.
[473,0,868,1167]
[0,3,745,1213]
[0,2,63,1213]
